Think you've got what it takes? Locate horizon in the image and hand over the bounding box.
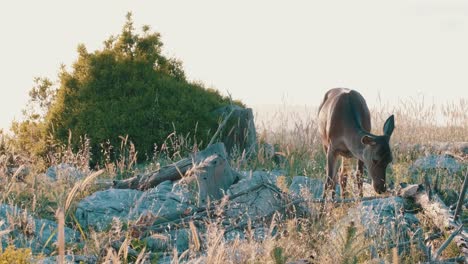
[1,0,467,130]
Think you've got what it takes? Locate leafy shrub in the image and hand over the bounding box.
[0,245,32,264]
[14,13,240,164]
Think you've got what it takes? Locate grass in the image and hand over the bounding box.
[0,96,467,263]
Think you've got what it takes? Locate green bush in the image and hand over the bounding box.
[0,245,32,264]
[16,13,239,164]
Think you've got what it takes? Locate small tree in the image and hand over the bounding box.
[10,77,56,167]
[40,12,234,163]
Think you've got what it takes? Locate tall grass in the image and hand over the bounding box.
[0,96,466,263]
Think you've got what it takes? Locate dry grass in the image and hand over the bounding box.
[0,97,467,263]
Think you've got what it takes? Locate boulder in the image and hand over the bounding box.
[192,143,237,205]
[354,197,419,253]
[129,180,174,217]
[326,197,420,261]
[195,155,231,204]
[112,143,238,207]
[225,171,285,224]
[143,228,190,253]
[399,184,420,198]
[410,154,462,174]
[289,176,324,199]
[359,197,419,240]
[396,142,468,156]
[46,163,85,181]
[213,105,258,159]
[0,204,80,254]
[75,189,143,231]
[36,255,97,264]
[237,170,282,185]
[288,176,324,217]
[76,181,198,231]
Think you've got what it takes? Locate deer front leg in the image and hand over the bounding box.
[323,149,338,200]
[340,157,352,198]
[356,160,364,197]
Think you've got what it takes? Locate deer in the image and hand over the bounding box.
[318,88,395,199]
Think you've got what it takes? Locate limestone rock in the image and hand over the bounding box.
[410,154,462,174]
[213,105,258,159]
[289,176,324,199]
[225,171,285,223]
[46,163,85,181]
[75,189,143,231]
[0,204,79,254]
[193,143,237,205]
[358,197,419,250]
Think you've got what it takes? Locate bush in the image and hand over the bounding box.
[0,246,32,264]
[15,13,240,164]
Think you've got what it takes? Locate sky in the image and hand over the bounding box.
[1,0,467,130]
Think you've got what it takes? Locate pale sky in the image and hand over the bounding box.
[1,0,467,130]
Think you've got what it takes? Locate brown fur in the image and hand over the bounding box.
[318,88,395,198]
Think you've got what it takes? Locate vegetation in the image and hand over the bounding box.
[11,13,234,166]
[1,12,467,264]
[0,246,31,264]
[1,96,466,263]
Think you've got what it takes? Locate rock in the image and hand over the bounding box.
[225,171,285,224]
[328,197,420,259]
[357,197,419,250]
[252,226,276,241]
[36,255,97,264]
[261,142,275,160]
[288,176,324,217]
[399,184,419,198]
[213,105,258,159]
[225,229,245,242]
[130,180,174,217]
[237,170,281,185]
[75,189,143,231]
[0,204,80,254]
[76,181,197,231]
[165,181,196,204]
[46,163,85,181]
[397,142,468,156]
[144,228,190,253]
[151,198,194,226]
[193,143,237,205]
[288,176,323,217]
[289,176,324,199]
[410,154,462,174]
[154,255,173,264]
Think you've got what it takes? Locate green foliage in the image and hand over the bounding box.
[9,77,56,167]
[0,245,32,264]
[17,12,234,164]
[271,246,287,264]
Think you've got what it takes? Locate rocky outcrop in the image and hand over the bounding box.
[45,163,85,181]
[213,105,258,159]
[0,204,80,255]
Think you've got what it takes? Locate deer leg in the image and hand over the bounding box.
[340,157,351,198]
[323,149,338,199]
[356,160,364,197]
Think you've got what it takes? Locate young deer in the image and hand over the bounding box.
[318,88,395,198]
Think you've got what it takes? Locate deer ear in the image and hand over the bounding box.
[383,115,395,137]
[361,135,376,146]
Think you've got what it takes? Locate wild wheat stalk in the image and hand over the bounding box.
[55,207,65,264]
[65,169,105,213]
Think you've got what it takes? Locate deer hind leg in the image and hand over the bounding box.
[323,149,339,200]
[339,157,352,198]
[356,160,364,197]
